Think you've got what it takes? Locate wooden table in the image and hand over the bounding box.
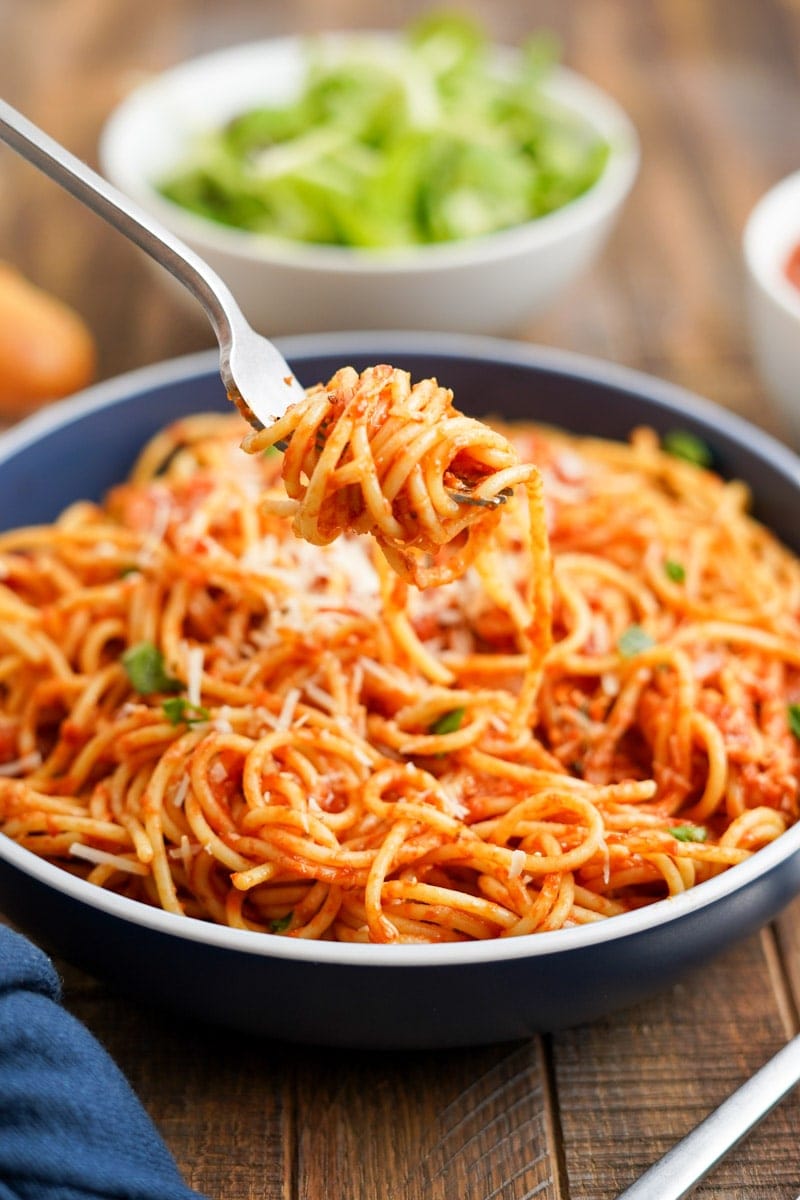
[2,1,800,1196]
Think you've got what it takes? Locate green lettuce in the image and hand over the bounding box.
[158,13,609,249]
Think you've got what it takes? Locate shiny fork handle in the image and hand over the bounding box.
[0,97,301,426]
[617,1032,800,1200]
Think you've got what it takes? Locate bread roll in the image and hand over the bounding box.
[0,262,96,417]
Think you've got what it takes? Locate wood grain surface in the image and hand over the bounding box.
[1,1,800,1197]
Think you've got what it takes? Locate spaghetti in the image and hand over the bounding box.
[0,385,798,944]
[240,363,538,588]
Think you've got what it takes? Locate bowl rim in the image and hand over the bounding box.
[3,814,800,969]
[743,168,800,321]
[2,332,800,969]
[98,33,640,276]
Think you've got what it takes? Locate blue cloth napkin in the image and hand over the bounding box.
[0,926,207,1199]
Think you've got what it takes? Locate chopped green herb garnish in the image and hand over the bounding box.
[270,913,293,934]
[669,825,708,843]
[788,703,800,740]
[119,565,141,578]
[162,697,211,726]
[121,642,182,695]
[429,706,466,735]
[662,429,713,468]
[664,560,686,583]
[617,625,656,658]
[262,444,281,457]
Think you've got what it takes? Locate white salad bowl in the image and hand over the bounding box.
[743,169,800,448]
[98,35,639,336]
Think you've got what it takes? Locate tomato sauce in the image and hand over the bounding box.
[786,242,800,291]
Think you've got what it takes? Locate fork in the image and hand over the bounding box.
[616,1029,800,1199]
[0,97,306,431]
[0,98,511,511]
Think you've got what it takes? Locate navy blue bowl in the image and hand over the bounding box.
[2,332,800,1049]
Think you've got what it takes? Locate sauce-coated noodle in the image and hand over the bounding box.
[0,382,798,944]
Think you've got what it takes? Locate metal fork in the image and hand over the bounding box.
[0,97,306,430]
[0,98,512,511]
[616,1029,800,1199]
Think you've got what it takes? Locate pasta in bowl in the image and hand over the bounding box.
[0,333,799,1047]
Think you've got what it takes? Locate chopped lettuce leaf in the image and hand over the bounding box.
[158,14,609,249]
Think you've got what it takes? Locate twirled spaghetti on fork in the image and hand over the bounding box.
[241,363,539,588]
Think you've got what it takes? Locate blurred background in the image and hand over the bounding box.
[1,0,798,434]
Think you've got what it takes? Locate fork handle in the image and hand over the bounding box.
[0,97,240,361]
[616,1032,800,1200]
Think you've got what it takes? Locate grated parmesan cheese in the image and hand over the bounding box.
[239,659,265,688]
[327,536,379,597]
[136,488,171,567]
[255,706,279,731]
[555,450,586,483]
[276,687,301,731]
[600,672,620,697]
[69,842,149,876]
[600,838,611,886]
[185,645,204,707]
[508,848,527,879]
[167,834,199,873]
[0,751,42,777]
[171,775,190,809]
[213,713,234,734]
[438,784,468,820]
[303,682,338,714]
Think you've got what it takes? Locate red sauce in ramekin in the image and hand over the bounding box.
[786,242,800,291]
